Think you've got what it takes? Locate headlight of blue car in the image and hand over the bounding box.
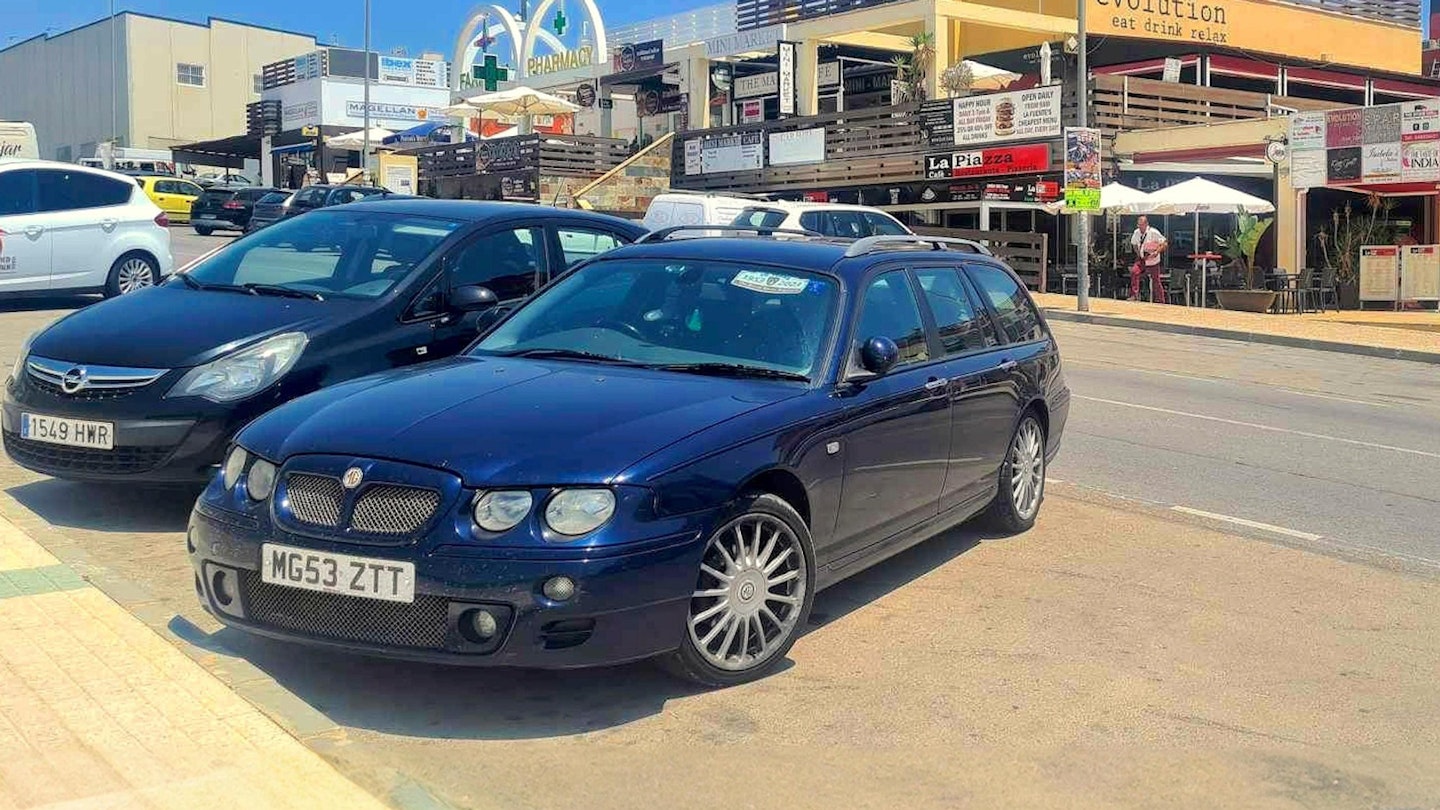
[544,489,616,537]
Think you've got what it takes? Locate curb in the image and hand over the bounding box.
[1043,309,1440,366]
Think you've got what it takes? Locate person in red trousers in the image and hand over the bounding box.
[1129,215,1168,303]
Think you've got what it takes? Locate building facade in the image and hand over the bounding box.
[0,13,315,163]
[610,4,737,47]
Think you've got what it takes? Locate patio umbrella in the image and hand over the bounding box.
[325,127,393,151]
[963,60,1021,91]
[446,87,579,132]
[1135,177,1275,305]
[1044,183,1154,269]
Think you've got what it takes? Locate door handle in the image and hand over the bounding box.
[923,377,949,392]
[998,359,1018,372]
[23,225,44,239]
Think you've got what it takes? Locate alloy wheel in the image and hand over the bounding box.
[1009,418,1045,520]
[687,514,807,672]
[116,258,155,294]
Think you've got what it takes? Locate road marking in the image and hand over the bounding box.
[1075,395,1440,461]
[1170,506,1322,541]
[1277,388,1392,408]
[1067,359,1393,408]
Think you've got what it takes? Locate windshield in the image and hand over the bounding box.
[179,209,461,299]
[473,259,839,378]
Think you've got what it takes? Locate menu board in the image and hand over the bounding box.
[1401,245,1440,301]
[952,85,1061,146]
[683,131,764,175]
[1359,245,1399,302]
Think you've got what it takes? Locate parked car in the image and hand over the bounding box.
[2,200,645,483]
[191,185,281,234]
[642,191,760,231]
[0,160,173,298]
[195,172,253,188]
[246,191,294,232]
[731,201,912,238]
[286,184,395,218]
[134,175,205,223]
[187,230,1069,685]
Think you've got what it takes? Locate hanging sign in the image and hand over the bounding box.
[1401,244,1440,301]
[1063,127,1102,211]
[927,143,1052,180]
[777,41,798,117]
[1359,245,1399,302]
[575,83,597,108]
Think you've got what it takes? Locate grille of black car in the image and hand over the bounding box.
[239,570,449,650]
[3,433,172,475]
[25,375,136,401]
[351,485,442,535]
[286,473,345,527]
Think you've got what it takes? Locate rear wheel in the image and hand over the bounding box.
[105,252,157,298]
[982,412,1046,534]
[661,493,814,687]
[193,225,214,236]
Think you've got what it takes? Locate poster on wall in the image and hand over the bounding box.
[769,127,825,166]
[684,132,764,175]
[1063,127,1101,211]
[1402,140,1440,181]
[1359,245,1399,302]
[740,99,764,124]
[1326,147,1362,185]
[952,85,1062,146]
[1361,142,1401,183]
[1289,112,1326,151]
[1290,149,1326,189]
[1401,245,1440,301]
[918,100,955,144]
[1362,106,1401,145]
[1400,99,1440,142]
[1325,109,1364,149]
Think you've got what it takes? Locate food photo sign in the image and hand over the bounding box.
[952,85,1062,147]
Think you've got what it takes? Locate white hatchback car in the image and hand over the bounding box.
[0,160,173,298]
[731,201,912,238]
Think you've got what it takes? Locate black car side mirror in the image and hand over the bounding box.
[451,284,499,312]
[858,336,899,376]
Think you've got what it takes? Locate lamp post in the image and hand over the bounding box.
[1075,0,1090,312]
[361,0,372,181]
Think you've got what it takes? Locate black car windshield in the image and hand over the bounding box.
[178,209,461,299]
[473,259,839,378]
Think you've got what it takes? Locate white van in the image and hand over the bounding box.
[0,122,39,161]
[642,192,760,232]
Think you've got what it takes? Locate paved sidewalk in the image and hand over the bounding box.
[0,515,390,810]
[1035,293,1440,362]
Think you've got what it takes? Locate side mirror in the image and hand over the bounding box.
[451,284,498,312]
[858,336,899,377]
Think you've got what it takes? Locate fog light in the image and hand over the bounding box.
[542,575,576,602]
[469,609,499,640]
[211,569,233,606]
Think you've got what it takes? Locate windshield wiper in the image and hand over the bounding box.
[173,275,250,294]
[495,348,645,365]
[648,363,810,382]
[242,283,324,301]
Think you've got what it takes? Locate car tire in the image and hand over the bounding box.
[660,492,815,688]
[104,252,158,298]
[982,411,1046,534]
[193,225,214,236]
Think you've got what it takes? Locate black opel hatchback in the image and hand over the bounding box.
[2,200,645,483]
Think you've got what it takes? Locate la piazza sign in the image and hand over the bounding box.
[450,1,609,89]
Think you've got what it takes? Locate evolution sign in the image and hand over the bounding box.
[1289,100,1440,189]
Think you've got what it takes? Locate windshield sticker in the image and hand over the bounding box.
[731,270,808,295]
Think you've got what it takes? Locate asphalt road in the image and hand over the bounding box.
[0,264,1438,808]
[1047,321,1440,573]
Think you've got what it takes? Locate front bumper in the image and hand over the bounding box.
[2,383,242,483]
[189,504,707,668]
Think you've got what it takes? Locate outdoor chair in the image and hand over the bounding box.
[1309,266,1339,312]
[1295,267,1318,313]
[1166,268,1192,306]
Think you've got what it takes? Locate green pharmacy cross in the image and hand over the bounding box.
[552,8,568,35]
[473,54,509,91]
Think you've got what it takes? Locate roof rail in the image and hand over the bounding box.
[842,235,993,258]
[657,189,774,200]
[639,225,825,243]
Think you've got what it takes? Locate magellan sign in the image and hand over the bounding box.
[1087,0,1418,73]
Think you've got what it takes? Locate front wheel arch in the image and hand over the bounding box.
[105,250,160,297]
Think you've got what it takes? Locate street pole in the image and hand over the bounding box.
[109,0,117,167]
[362,0,372,183]
[1075,0,1091,312]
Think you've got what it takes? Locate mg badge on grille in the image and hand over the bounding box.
[60,366,88,394]
[342,467,364,489]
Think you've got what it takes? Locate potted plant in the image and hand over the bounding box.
[1316,195,1393,310]
[890,33,937,103]
[940,61,975,98]
[1212,209,1276,312]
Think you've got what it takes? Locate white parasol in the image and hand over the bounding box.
[324,127,394,151]
[1134,177,1275,305]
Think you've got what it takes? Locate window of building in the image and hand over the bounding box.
[253,74,264,94]
[177,63,207,87]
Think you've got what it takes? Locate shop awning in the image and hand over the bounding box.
[602,63,677,88]
[171,134,260,168]
[1287,67,1366,90]
[269,142,316,155]
[1209,55,1279,81]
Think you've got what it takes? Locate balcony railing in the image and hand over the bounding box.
[736,0,905,30]
[1092,75,1338,132]
[405,134,631,181]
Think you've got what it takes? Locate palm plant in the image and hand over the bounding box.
[1316,195,1393,286]
[890,32,937,103]
[1215,209,1273,289]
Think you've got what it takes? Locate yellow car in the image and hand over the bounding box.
[134,176,204,223]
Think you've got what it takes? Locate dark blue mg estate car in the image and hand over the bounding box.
[189,230,1069,685]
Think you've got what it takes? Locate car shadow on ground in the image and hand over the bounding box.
[184,521,989,742]
[0,296,96,314]
[8,479,200,534]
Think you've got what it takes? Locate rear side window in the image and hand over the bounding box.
[864,212,908,235]
[733,208,787,229]
[36,170,133,212]
[0,170,37,215]
[914,268,997,353]
[557,228,625,267]
[448,226,545,301]
[967,264,1044,344]
[856,271,929,366]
